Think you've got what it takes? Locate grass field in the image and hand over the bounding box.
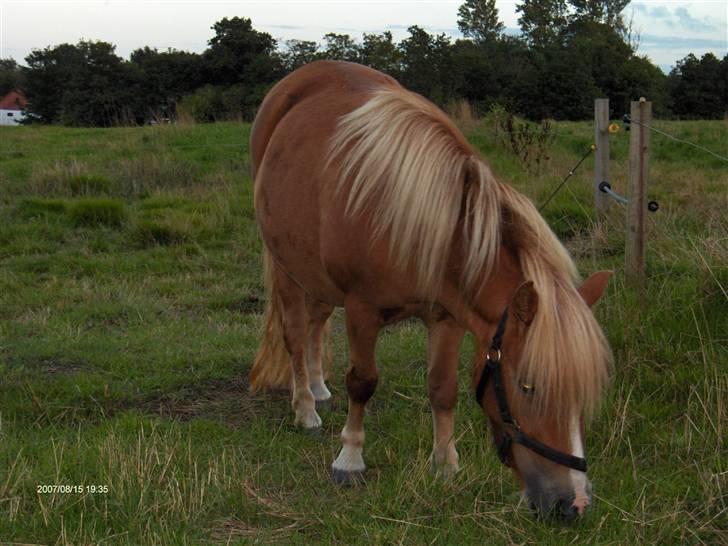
[0,117,726,545]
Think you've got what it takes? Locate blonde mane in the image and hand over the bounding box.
[329,86,611,419]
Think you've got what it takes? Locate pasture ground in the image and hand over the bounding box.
[0,118,725,545]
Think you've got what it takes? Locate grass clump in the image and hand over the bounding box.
[16,198,67,219]
[68,198,126,228]
[29,161,110,196]
[67,173,111,195]
[129,218,191,247]
[542,200,594,239]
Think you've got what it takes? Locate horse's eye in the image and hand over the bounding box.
[520,383,534,394]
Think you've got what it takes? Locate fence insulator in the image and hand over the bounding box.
[599,181,629,205]
[599,181,659,212]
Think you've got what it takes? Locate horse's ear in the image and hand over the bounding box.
[512,281,538,326]
[578,271,613,307]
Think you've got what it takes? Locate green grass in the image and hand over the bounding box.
[0,119,726,545]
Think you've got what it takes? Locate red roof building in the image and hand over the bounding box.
[0,90,27,110]
[0,90,27,126]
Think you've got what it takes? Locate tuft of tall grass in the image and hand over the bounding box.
[129,218,191,247]
[15,198,67,219]
[68,199,126,228]
[110,156,199,197]
[27,160,111,196]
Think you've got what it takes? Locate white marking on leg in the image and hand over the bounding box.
[309,379,331,401]
[569,417,590,513]
[332,426,365,472]
[292,385,321,428]
[431,409,459,475]
[306,343,331,401]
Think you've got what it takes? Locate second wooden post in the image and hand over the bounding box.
[626,98,651,297]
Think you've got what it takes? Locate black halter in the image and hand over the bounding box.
[475,309,588,473]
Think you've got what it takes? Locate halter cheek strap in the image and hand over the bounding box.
[475,308,588,473]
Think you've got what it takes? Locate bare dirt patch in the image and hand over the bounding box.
[117,373,286,426]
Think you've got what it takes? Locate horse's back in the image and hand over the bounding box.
[250,61,397,177]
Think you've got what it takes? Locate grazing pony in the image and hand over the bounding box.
[249,61,612,521]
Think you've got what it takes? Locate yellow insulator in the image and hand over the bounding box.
[608,123,620,134]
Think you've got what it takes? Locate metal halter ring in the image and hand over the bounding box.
[486,348,501,363]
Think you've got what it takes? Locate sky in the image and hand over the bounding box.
[1,0,726,73]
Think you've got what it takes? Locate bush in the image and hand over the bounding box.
[68,199,126,228]
[176,85,223,123]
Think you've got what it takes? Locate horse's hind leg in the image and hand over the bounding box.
[305,296,333,403]
[331,296,380,484]
[426,313,465,476]
[274,267,321,429]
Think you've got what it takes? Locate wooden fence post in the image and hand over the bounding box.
[594,99,610,214]
[626,98,651,297]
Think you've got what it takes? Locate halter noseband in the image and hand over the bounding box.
[475,309,588,473]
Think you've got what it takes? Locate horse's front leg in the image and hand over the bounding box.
[426,313,465,476]
[331,296,381,485]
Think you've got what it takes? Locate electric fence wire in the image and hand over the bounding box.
[538,145,595,212]
[626,116,728,163]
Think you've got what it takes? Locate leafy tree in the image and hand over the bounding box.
[204,17,280,86]
[620,54,669,117]
[24,44,84,123]
[451,37,535,113]
[457,0,505,43]
[359,31,401,76]
[517,0,569,47]
[280,40,320,72]
[130,47,205,119]
[59,41,137,126]
[24,41,134,125]
[569,0,630,30]
[523,46,599,119]
[0,58,24,96]
[322,33,360,62]
[398,26,455,103]
[669,53,727,119]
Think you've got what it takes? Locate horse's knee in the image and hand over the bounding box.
[346,366,378,404]
[428,376,458,410]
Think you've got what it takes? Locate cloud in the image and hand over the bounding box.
[673,7,717,32]
[640,33,727,50]
[631,3,720,33]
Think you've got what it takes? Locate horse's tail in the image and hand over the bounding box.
[250,248,292,391]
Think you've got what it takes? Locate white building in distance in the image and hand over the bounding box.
[0,90,27,126]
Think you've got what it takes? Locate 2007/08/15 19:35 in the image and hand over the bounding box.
[37,484,109,494]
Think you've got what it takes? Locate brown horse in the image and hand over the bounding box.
[249,61,613,521]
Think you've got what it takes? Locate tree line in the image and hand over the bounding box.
[0,0,725,126]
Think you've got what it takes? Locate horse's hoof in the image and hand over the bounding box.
[331,468,365,486]
[430,462,460,478]
[302,426,323,438]
[294,409,322,429]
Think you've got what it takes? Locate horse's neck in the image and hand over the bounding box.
[438,246,523,338]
